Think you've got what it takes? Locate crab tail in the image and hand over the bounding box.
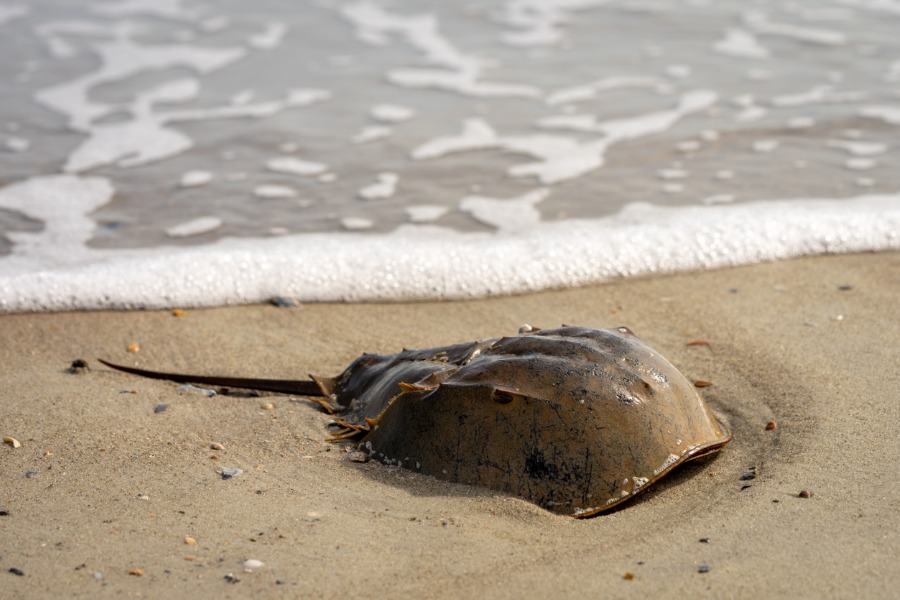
[97,359,324,397]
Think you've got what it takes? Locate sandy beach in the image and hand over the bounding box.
[1,251,898,598]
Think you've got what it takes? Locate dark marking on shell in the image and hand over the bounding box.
[99,326,731,517]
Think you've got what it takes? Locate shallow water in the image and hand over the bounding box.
[0,0,898,311]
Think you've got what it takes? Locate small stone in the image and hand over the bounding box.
[210,442,225,450]
[25,471,39,478]
[269,296,299,308]
[261,402,275,411]
[9,567,25,576]
[171,309,187,317]
[698,564,710,574]
[137,494,149,501]
[177,384,216,397]
[220,467,243,480]
[740,467,757,481]
[184,536,196,545]
[68,359,89,374]
[0,510,9,516]
[128,569,145,576]
[348,451,369,463]
[242,559,264,570]
[127,344,140,353]
[3,437,21,448]
[92,572,103,580]
[837,285,853,291]
[765,421,777,430]
[798,490,813,499]
[699,537,710,543]
[741,483,753,491]
[154,404,169,414]
[693,380,713,388]
[224,573,240,584]
[623,572,634,580]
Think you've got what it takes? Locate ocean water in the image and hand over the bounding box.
[0,0,898,312]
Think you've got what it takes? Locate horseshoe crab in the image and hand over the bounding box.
[100,326,730,517]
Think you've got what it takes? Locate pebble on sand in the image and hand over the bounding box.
[798,490,813,498]
[220,467,243,480]
[242,559,264,570]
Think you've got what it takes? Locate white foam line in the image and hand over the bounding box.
[370,104,415,123]
[859,105,900,124]
[89,0,203,20]
[34,23,247,131]
[496,0,618,48]
[545,76,672,106]
[459,189,549,232]
[340,1,541,98]
[826,140,889,156]
[165,216,223,238]
[0,4,29,27]
[357,173,399,200]
[266,157,329,177]
[743,11,848,46]
[248,22,288,50]
[2,175,897,312]
[712,28,770,60]
[770,85,869,107]
[833,0,900,17]
[413,91,717,184]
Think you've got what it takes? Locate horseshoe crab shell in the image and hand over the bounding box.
[99,325,730,517]
[353,326,731,517]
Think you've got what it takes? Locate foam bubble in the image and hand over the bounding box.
[166,217,223,238]
[369,104,415,123]
[266,157,328,177]
[179,170,213,188]
[254,185,298,199]
[357,173,399,200]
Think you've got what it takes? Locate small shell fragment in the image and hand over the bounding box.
[127,344,140,353]
[693,380,713,388]
[210,442,225,450]
[765,421,778,430]
[128,569,145,577]
[3,437,21,448]
[184,536,196,545]
[242,559,264,570]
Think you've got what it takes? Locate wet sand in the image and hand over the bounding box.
[1,251,898,598]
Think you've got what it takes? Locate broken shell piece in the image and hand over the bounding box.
[3,437,21,448]
[242,559,264,570]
